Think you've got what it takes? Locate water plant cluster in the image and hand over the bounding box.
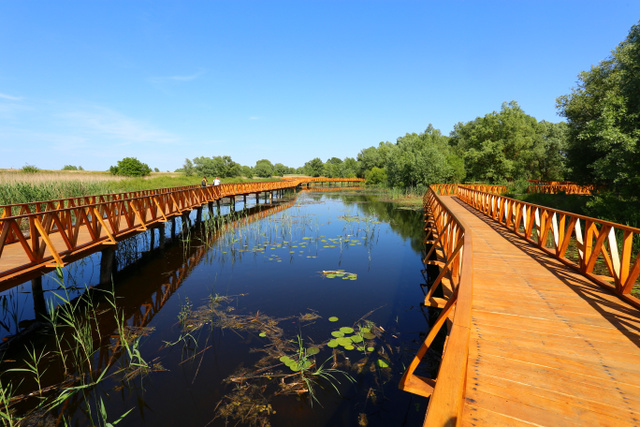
[0,267,160,426]
[170,292,397,426]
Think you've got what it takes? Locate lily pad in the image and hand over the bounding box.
[362,332,376,340]
[331,331,345,338]
[327,339,339,348]
[259,332,267,338]
[279,356,292,364]
[367,346,375,352]
[343,344,355,351]
[307,347,320,356]
[350,335,363,344]
[328,316,339,322]
[377,359,390,368]
[339,326,354,334]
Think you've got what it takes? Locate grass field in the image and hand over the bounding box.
[0,169,275,205]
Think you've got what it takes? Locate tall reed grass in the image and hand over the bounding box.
[0,170,284,206]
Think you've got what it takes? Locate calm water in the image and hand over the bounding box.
[2,189,432,426]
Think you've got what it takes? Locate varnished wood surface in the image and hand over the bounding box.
[440,196,640,426]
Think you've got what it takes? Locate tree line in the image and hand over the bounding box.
[110,20,639,224]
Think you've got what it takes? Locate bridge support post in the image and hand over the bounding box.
[256,193,260,204]
[196,206,203,224]
[243,195,247,209]
[100,246,117,286]
[31,276,47,321]
[230,196,236,212]
[216,200,221,215]
[171,217,176,239]
[181,212,191,233]
[208,202,214,215]
[159,224,166,249]
[150,227,156,250]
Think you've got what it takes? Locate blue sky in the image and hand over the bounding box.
[1,1,639,172]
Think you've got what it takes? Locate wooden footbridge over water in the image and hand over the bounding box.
[401,184,640,426]
[1,178,639,425]
[0,177,363,290]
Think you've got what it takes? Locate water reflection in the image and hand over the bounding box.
[1,190,429,427]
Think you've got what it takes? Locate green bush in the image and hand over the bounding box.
[109,157,152,177]
[21,165,40,173]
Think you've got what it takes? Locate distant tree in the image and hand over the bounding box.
[324,157,343,178]
[386,125,457,187]
[183,159,194,176]
[192,156,241,178]
[357,142,394,178]
[78,166,84,171]
[365,166,387,184]
[536,121,568,181]
[153,167,159,173]
[303,158,324,177]
[241,165,254,178]
[110,157,151,177]
[450,101,541,183]
[341,157,359,178]
[21,164,39,173]
[254,159,275,178]
[62,165,78,171]
[274,163,289,176]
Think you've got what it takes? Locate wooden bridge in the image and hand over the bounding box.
[400,184,640,426]
[0,177,364,289]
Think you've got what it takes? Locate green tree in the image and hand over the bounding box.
[110,157,151,177]
[324,157,343,178]
[303,158,325,177]
[254,159,275,178]
[356,142,393,178]
[341,157,359,178]
[536,121,568,181]
[274,163,289,176]
[61,165,78,171]
[192,156,241,178]
[183,159,194,176]
[241,165,254,178]
[557,21,640,196]
[364,166,387,184]
[386,125,457,188]
[450,101,542,183]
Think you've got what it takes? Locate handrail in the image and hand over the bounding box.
[0,178,365,284]
[457,187,640,307]
[399,186,473,425]
[526,180,594,195]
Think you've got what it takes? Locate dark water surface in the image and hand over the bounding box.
[2,189,431,426]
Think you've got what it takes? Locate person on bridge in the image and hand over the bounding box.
[201,176,208,187]
[213,177,221,186]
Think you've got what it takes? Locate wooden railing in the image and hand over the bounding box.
[457,187,640,306]
[527,180,594,195]
[399,185,473,424]
[0,178,365,284]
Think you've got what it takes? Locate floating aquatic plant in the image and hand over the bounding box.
[322,269,357,280]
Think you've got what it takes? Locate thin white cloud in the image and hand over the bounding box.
[149,68,207,86]
[58,107,179,144]
[249,116,261,120]
[0,93,23,101]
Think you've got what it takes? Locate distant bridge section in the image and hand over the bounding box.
[0,177,364,289]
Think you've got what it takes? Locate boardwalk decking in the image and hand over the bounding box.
[441,195,640,426]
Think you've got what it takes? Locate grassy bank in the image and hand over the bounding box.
[0,170,279,205]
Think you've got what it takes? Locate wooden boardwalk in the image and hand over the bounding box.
[441,195,640,426]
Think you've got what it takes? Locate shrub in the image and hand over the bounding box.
[109,157,151,177]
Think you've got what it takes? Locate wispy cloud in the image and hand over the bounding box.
[58,106,179,144]
[249,116,261,120]
[149,68,207,87]
[0,93,23,101]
